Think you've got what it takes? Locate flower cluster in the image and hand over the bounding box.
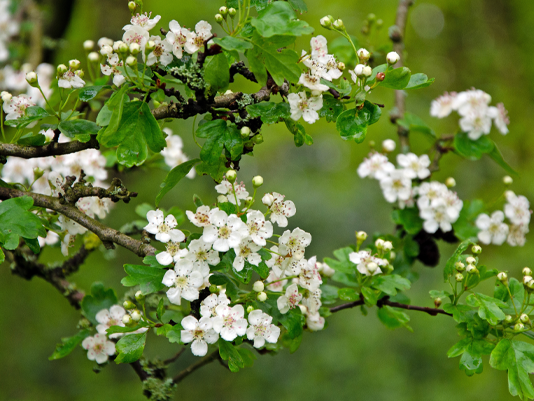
[161,128,195,178]
[0,0,19,62]
[0,63,55,107]
[430,89,509,140]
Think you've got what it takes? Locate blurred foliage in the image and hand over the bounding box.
[1,0,534,400]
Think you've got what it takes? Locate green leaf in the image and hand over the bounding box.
[284,118,309,147]
[443,303,472,323]
[23,237,40,254]
[17,132,46,146]
[443,239,472,281]
[81,283,118,326]
[391,207,423,235]
[196,156,230,182]
[324,247,356,274]
[97,84,129,135]
[212,36,253,52]
[96,104,112,126]
[459,345,484,376]
[78,85,111,102]
[490,339,534,399]
[197,119,243,165]
[488,142,517,175]
[319,95,344,123]
[320,285,339,304]
[454,131,494,160]
[380,67,411,89]
[466,293,507,325]
[58,119,100,142]
[4,106,51,128]
[247,102,290,124]
[328,36,359,66]
[371,274,411,296]
[0,196,46,248]
[0,247,4,264]
[338,288,359,301]
[396,112,436,140]
[320,78,352,97]
[237,347,257,367]
[279,308,303,339]
[377,305,412,331]
[404,73,435,90]
[116,126,149,167]
[251,2,313,37]
[219,339,245,372]
[49,329,91,360]
[209,272,239,301]
[115,332,147,364]
[361,286,379,305]
[122,264,166,295]
[106,323,148,335]
[157,298,165,322]
[204,53,230,94]
[155,159,200,207]
[165,325,182,343]
[287,0,307,12]
[336,107,372,143]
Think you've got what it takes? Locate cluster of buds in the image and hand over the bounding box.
[121,291,145,326]
[522,267,534,291]
[361,13,383,36]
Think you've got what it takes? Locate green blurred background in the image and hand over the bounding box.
[2,0,534,399]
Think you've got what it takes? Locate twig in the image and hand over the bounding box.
[0,137,99,159]
[172,351,220,384]
[229,61,258,83]
[330,296,451,317]
[163,348,186,365]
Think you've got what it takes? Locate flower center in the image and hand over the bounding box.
[219,226,231,239]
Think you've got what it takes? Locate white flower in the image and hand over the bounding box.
[459,111,492,140]
[420,204,454,233]
[298,70,329,92]
[96,305,126,339]
[185,21,212,54]
[161,129,194,177]
[200,292,230,318]
[100,53,126,87]
[302,288,322,315]
[186,206,214,228]
[452,89,491,117]
[246,310,280,348]
[277,284,303,314]
[430,92,457,118]
[162,263,204,305]
[268,192,296,227]
[266,270,287,292]
[212,304,248,341]
[476,211,509,245]
[3,95,35,120]
[306,312,325,331]
[156,241,189,266]
[379,169,412,203]
[278,228,312,260]
[233,238,262,271]
[504,191,531,226]
[58,70,85,89]
[180,316,219,356]
[144,209,184,243]
[122,25,149,49]
[246,210,273,246]
[288,92,323,124]
[298,256,322,291]
[265,246,291,277]
[98,37,114,48]
[317,54,343,81]
[215,178,249,206]
[382,139,396,153]
[397,153,431,179]
[317,261,335,277]
[81,333,116,364]
[416,181,448,209]
[38,230,59,248]
[349,250,387,276]
[310,35,328,59]
[123,12,161,31]
[166,20,189,59]
[507,224,529,247]
[202,210,248,252]
[488,103,509,135]
[179,238,220,275]
[357,153,395,180]
[144,35,173,66]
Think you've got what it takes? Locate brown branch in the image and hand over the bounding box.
[172,350,220,385]
[389,0,414,154]
[0,187,156,257]
[229,61,258,83]
[163,348,186,365]
[0,136,99,159]
[130,360,150,381]
[59,173,137,205]
[330,298,365,313]
[330,297,451,317]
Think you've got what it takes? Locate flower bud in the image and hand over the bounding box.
[100,45,113,56]
[514,322,525,331]
[383,264,394,274]
[69,59,81,70]
[208,285,218,294]
[122,314,133,325]
[455,261,465,272]
[376,19,383,28]
[219,6,228,15]
[472,245,482,254]
[362,66,372,77]
[466,256,476,265]
[129,43,141,55]
[382,139,396,153]
[123,300,136,310]
[217,195,228,203]
[521,314,530,324]
[128,1,136,11]
[113,40,125,51]
[366,262,378,274]
[253,134,264,144]
[126,56,137,67]
[386,51,400,64]
[337,62,345,71]
[228,7,237,16]
[33,167,44,180]
[215,14,224,23]
[505,315,513,323]
[88,52,100,62]
[382,241,393,251]
[257,291,267,302]
[252,175,263,188]
[389,251,396,261]
[445,177,456,188]
[528,280,534,290]
[332,19,344,30]
[1,91,12,102]
[241,126,251,138]
[247,305,254,313]
[466,264,478,274]
[262,193,274,207]
[357,48,370,61]
[376,72,385,81]
[253,281,264,292]
[131,310,142,321]
[503,175,513,185]
[497,272,508,282]
[354,64,365,78]
[320,16,332,29]
[118,42,130,54]
[76,70,84,79]
[523,267,532,276]
[57,64,68,76]
[135,290,145,301]
[83,40,94,50]
[434,297,442,308]
[455,273,464,282]
[356,231,367,242]
[367,13,376,22]
[524,275,533,285]
[226,169,237,183]
[26,71,38,86]
[375,238,385,249]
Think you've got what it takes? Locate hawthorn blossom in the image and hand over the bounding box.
[317,261,335,277]
[3,95,35,120]
[161,128,194,177]
[277,284,303,314]
[302,288,322,315]
[96,305,128,339]
[202,209,248,252]
[166,20,189,59]
[507,224,529,247]
[298,256,322,291]
[200,292,230,318]
[156,241,189,266]
[460,111,492,140]
[266,271,287,292]
[504,191,531,226]
[476,211,509,245]
[306,312,325,331]
[122,25,149,49]
[246,210,273,246]
[180,316,219,356]
[349,250,387,276]
[215,178,249,206]
[453,89,491,116]
[162,263,204,305]
[246,310,280,348]
[420,204,455,233]
[212,304,248,341]
[379,169,412,203]
[38,230,59,248]
[430,92,456,118]
[123,12,161,31]
[488,103,510,135]
[288,92,323,124]
[298,69,329,92]
[268,192,296,227]
[265,246,291,277]
[144,209,184,243]
[310,35,328,59]
[100,53,126,87]
[233,238,262,271]
[58,70,85,89]
[357,153,395,180]
[185,21,212,54]
[82,333,116,364]
[417,182,448,209]
[397,153,431,180]
[278,228,312,260]
[177,238,220,276]
[145,35,173,66]
[187,206,214,228]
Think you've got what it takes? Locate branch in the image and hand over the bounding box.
[59,173,138,205]
[330,296,451,317]
[0,136,99,159]
[172,350,220,385]
[0,187,156,257]
[389,0,414,154]
[229,61,258,83]
[163,348,186,365]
